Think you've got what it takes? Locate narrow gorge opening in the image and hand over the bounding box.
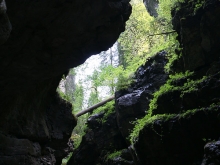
[59,0,192,164]
[0,0,220,165]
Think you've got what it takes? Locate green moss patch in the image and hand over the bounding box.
[129,72,213,143]
[90,100,115,124]
[130,102,219,143]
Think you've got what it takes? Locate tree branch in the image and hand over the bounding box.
[147,30,176,37]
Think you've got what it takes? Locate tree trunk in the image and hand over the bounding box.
[75,95,115,117]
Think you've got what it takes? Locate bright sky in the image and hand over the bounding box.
[75,55,101,83]
[74,42,118,108]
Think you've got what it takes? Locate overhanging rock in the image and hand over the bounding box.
[0,0,131,164]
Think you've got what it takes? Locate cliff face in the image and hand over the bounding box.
[70,0,220,165]
[131,1,220,164]
[0,0,131,164]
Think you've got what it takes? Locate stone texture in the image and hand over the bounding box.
[172,0,220,72]
[52,0,220,165]
[0,0,131,164]
[135,106,220,165]
[70,2,220,164]
[68,110,128,165]
[202,140,220,165]
[133,1,220,164]
[115,51,168,142]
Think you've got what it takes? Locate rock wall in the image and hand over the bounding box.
[0,0,131,164]
[70,0,220,165]
[68,102,129,165]
[69,51,169,165]
[131,1,220,164]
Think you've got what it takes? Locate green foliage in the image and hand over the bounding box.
[73,83,84,112]
[116,73,134,90]
[72,123,88,149]
[118,0,182,78]
[105,150,122,161]
[90,101,115,124]
[191,0,205,14]
[61,153,73,165]
[157,0,184,21]
[57,88,71,102]
[88,91,100,107]
[130,114,175,143]
[119,1,154,72]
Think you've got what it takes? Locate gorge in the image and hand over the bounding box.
[0,0,220,165]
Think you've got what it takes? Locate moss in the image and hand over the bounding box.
[180,103,220,118]
[61,152,73,165]
[90,100,115,124]
[105,150,122,162]
[164,48,180,73]
[130,114,175,143]
[191,0,205,14]
[106,151,122,160]
[129,72,212,143]
[130,102,219,143]
[148,71,195,115]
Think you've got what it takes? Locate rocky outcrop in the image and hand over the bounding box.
[69,51,169,165]
[68,102,130,165]
[70,1,220,165]
[115,51,168,142]
[172,0,220,72]
[133,1,220,164]
[0,0,131,164]
[134,77,220,164]
[0,95,76,165]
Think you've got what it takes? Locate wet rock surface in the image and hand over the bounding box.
[0,0,131,164]
[202,140,220,165]
[115,51,169,141]
[68,109,128,165]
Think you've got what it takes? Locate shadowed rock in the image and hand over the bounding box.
[0,0,131,164]
[0,0,11,44]
[115,51,168,142]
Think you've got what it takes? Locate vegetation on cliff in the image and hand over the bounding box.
[61,0,220,164]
